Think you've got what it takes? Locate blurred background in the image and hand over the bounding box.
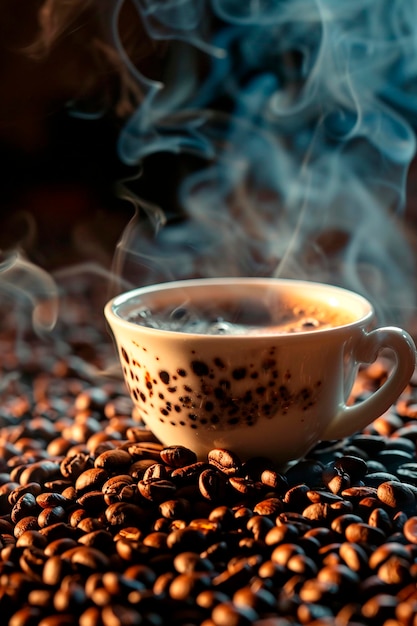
[2,0,417,333]
[0,0,155,270]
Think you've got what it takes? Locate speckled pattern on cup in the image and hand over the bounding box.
[105,278,416,464]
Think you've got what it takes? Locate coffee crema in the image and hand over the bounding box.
[124,296,356,335]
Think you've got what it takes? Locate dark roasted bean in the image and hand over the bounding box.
[60,452,94,479]
[199,469,228,501]
[143,463,168,481]
[171,461,211,483]
[127,442,164,461]
[334,455,368,481]
[160,445,197,467]
[38,505,66,528]
[158,498,190,520]
[138,478,177,501]
[11,493,40,523]
[208,449,241,475]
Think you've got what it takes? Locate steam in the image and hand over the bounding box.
[0,251,58,334]
[32,1,417,325]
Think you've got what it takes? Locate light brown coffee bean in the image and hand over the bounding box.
[246,515,275,542]
[368,542,411,569]
[211,600,259,626]
[403,516,417,544]
[344,522,386,546]
[339,541,368,573]
[260,469,288,492]
[75,468,109,494]
[94,448,132,471]
[377,480,416,511]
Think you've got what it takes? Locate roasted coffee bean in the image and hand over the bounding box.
[199,469,228,501]
[377,480,417,512]
[158,498,190,519]
[167,527,208,553]
[127,442,164,461]
[323,468,351,495]
[334,455,368,482]
[160,445,197,467]
[368,541,411,569]
[173,551,214,574]
[11,493,40,523]
[170,461,210,483]
[60,452,94,479]
[283,484,311,509]
[105,502,148,527]
[330,514,364,535]
[196,590,230,610]
[260,469,288,492]
[271,543,305,566]
[368,507,393,534]
[36,492,69,509]
[338,541,368,573]
[77,490,106,512]
[344,522,386,546]
[138,478,177,502]
[102,474,135,505]
[43,554,73,586]
[169,571,211,600]
[8,482,42,506]
[61,545,110,571]
[211,600,259,625]
[8,607,44,626]
[403,515,417,543]
[229,476,263,496]
[142,463,168,481]
[18,461,61,486]
[13,516,40,538]
[38,505,67,528]
[44,537,79,556]
[94,448,132,472]
[16,529,47,550]
[208,449,241,475]
[302,503,330,522]
[233,584,277,612]
[75,468,109,495]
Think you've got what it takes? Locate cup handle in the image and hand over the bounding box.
[320,327,416,441]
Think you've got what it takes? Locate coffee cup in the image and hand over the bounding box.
[104,277,416,464]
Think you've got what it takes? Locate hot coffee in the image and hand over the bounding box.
[119,293,356,335]
[105,277,416,463]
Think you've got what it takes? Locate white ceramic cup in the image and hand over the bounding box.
[104,277,416,464]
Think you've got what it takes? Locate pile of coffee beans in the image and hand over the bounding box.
[0,291,417,625]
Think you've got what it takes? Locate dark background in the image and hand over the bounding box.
[1,1,417,278]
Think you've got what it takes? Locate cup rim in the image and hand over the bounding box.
[104,277,375,339]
